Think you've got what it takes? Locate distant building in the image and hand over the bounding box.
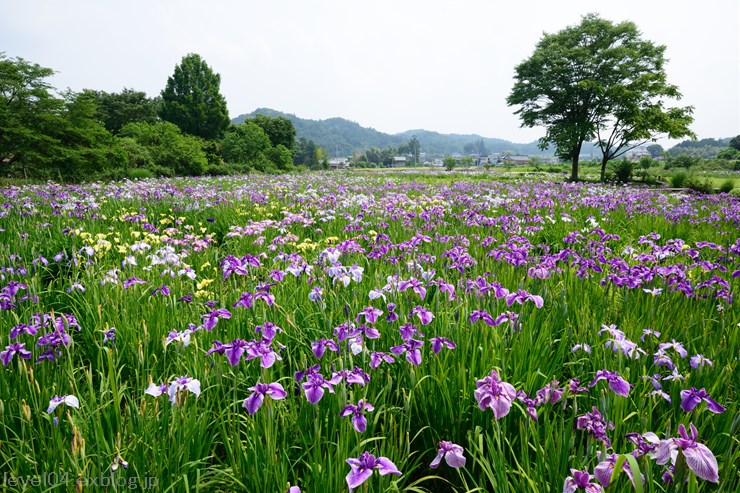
[626,148,651,162]
[502,155,530,166]
[392,156,407,167]
[328,157,349,169]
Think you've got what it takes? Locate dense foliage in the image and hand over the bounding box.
[507,14,694,181]
[0,53,302,181]
[0,174,737,492]
[159,53,230,141]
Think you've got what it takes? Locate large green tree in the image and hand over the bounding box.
[0,53,64,170]
[507,14,693,181]
[250,114,296,151]
[222,122,272,166]
[0,54,126,180]
[159,53,230,140]
[119,121,208,176]
[730,135,740,151]
[408,135,420,165]
[82,88,159,134]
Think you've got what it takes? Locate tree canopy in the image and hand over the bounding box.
[0,54,126,180]
[159,53,230,140]
[120,121,208,176]
[507,14,694,181]
[250,114,296,152]
[82,88,160,134]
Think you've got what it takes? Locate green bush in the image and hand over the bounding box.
[127,168,155,179]
[670,172,687,188]
[684,175,714,194]
[719,179,735,193]
[611,159,634,182]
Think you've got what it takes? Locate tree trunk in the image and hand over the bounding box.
[570,145,581,182]
[600,154,609,182]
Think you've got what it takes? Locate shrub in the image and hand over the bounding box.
[611,159,634,182]
[684,175,714,194]
[127,168,154,180]
[719,179,735,193]
[670,172,687,188]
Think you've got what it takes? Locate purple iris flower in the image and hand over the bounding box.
[204,340,227,358]
[245,340,281,368]
[311,338,340,359]
[46,395,80,414]
[398,323,421,342]
[410,306,434,325]
[470,310,518,328]
[535,380,564,405]
[369,351,395,369]
[390,339,424,366]
[308,287,323,302]
[640,328,661,342]
[594,452,641,488]
[10,323,37,339]
[672,423,719,483]
[233,292,254,309]
[1,342,32,366]
[165,329,193,347]
[294,364,321,383]
[102,327,116,345]
[563,469,603,492]
[356,307,383,324]
[571,343,592,354]
[625,432,659,458]
[202,308,231,331]
[332,366,371,386]
[505,289,544,308]
[430,337,456,354]
[658,339,688,358]
[150,284,170,296]
[680,388,725,414]
[340,399,375,432]
[356,324,381,339]
[576,407,613,447]
[398,277,426,299]
[385,303,398,323]
[242,381,287,415]
[333,322,358,342]
[302,374,335,404]
[470,310,495,325]
[255,321,282,340]
[123,277,147,289]
[653,349,675,370]
[345,452,401,491]
[430,441,466,469]
[689,354,712,369]
[474,370,517,419]
[589,370,631,397]
[167,375,201,405]
[516,391,538,421]
[568,379,589,393]
[222,339,249,366]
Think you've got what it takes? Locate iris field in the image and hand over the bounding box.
[0,173,738,492]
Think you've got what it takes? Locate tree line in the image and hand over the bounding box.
[0,53,326,181]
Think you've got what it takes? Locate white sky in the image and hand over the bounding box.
[2,0,738,145]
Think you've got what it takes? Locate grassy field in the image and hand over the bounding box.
[0,174,738,492]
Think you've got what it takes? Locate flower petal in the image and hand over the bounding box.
[683,445,719,483]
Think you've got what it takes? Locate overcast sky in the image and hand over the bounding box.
[2,0,738,145]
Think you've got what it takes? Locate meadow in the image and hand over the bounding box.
[0,173,738,492]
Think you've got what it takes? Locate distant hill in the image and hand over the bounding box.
[232,108,565,157]
[232,108,401,156]
[665,137,733,159]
